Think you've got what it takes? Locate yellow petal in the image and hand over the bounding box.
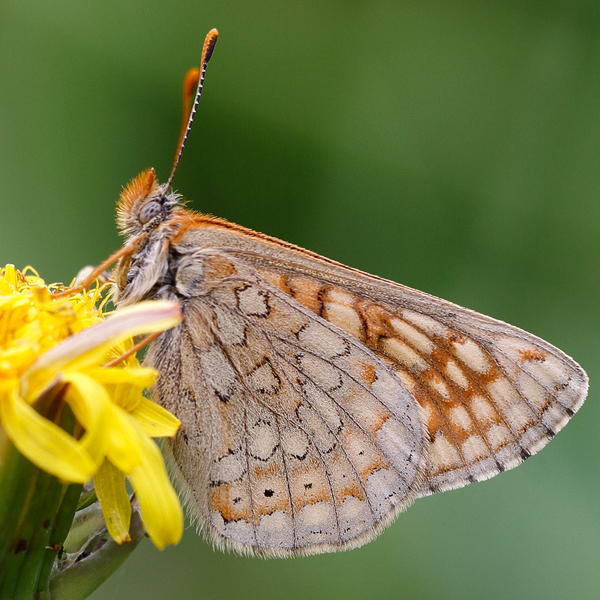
[130,397,181,438]
[128,435,183,550]
[61,371,143,473]
[3,264,17,287]
[0,387,95,483]
[60,372,109,467]
[94,459,132,544]
[86,366,159,412]
[108,383,143,413]
[20,300,181,400]
[87,366,159,388]
[102,405,145,474]
[0,295,29,311]
[0,345,36,374]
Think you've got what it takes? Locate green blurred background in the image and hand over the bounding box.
[1,1,599,598]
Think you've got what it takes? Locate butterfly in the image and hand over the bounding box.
[85,29,588,556]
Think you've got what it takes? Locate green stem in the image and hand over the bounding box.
[0,441,39,561]
[0,395,82,599]
[36,483,83,599]
[12,471,64,600]
[0,463,51,599]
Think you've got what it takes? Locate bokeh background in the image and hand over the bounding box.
[1,1,599,598]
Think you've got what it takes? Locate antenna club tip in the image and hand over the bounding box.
[202,29,219,64]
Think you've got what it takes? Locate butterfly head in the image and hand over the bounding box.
[116,167,181,238]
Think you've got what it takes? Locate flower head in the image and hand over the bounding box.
[0,265,184,549]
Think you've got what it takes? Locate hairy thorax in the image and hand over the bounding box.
[114,213,242,308]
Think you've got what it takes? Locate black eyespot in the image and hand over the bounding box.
[139,201,162,224]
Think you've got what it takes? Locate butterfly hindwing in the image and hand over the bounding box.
[147,258,426,556]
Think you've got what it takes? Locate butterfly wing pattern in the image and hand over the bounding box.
[134,219,587,556]
[148,257,426,555]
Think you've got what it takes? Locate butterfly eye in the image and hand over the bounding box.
[139,201,162,225]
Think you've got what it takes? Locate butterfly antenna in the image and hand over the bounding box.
[164,28,219,192]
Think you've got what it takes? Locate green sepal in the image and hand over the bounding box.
[49,507,146,600]
[76,488,98,512]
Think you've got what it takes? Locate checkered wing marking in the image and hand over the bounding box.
[148,272,426,556]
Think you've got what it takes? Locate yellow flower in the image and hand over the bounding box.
[0,265,184,550]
